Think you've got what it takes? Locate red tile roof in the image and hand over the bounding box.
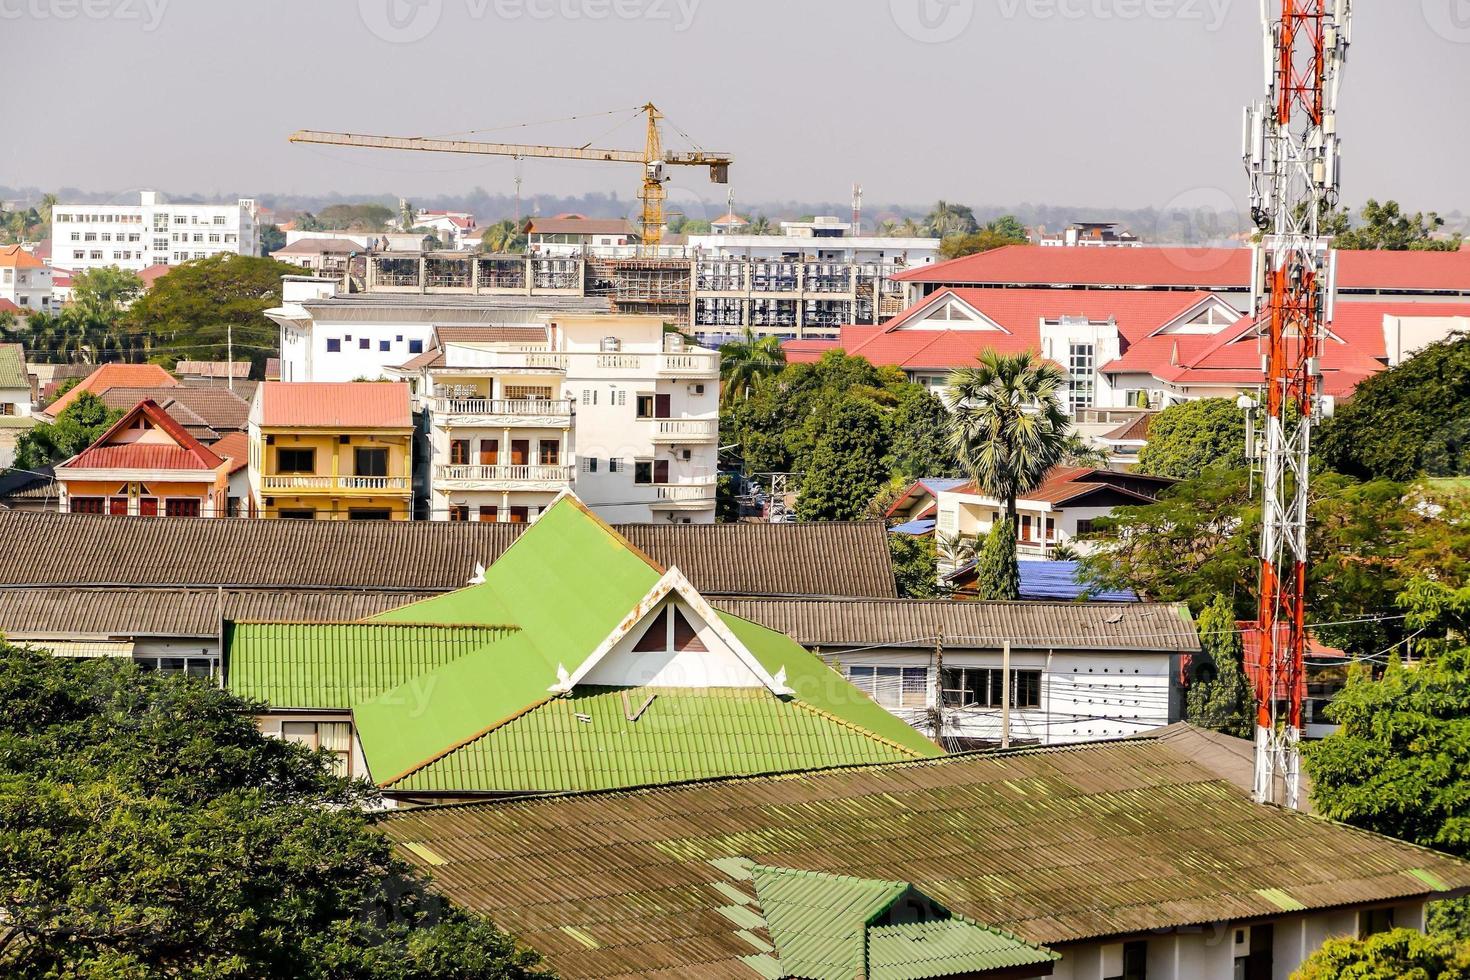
[0,244,45,270]
[525,217,634,237]
[138,264,172,288]
[211,431,250,474]
[0,299,21,314]
[254,381,412,429]
[62,399,224,473]
[894,244,1470,294]
[949,466,1172,508]
[1241,623,1348,700]
[780,339,839,364]
[44,363,178,418]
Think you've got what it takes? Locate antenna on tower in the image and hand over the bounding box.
[1243,0,1351,811]
[851,183,863,237]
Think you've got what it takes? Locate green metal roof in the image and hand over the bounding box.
[749,865,1056,980]
[0,345,29,390]
[225,622,517,709]
[386,686,925,794]
[347,498,939,789]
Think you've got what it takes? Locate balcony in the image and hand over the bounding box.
[657,352,719,378]
[650,480,718,509]
[649,418,718,443]
[261,475,411,494]
[431,397,574,427]
[435,463,574,492]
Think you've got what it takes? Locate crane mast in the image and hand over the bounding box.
[289,103,730,248]
[1242,0,1351,809]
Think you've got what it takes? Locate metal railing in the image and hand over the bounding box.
[432,397,573,417]
[651,418,718,439]
[261,475,410,492]
[654,483,717,502]
[436,464,573,484]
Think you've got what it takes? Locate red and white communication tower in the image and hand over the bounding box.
[1242,0,1352,809]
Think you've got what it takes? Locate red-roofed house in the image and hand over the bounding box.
[40,363,179,420]
[935,467,1176,571]
[248,381,414,521]
[54,400,232,518]
[525,215,638,256]
[0,244,54,313]
[1240,624,1349,739]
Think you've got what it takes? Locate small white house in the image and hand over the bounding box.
[0,245,53,314]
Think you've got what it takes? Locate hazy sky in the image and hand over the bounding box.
[6,0,1468,221]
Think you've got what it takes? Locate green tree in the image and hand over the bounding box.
[70,266,145,319]
[885,385,960,480]
[1186,593,1253,737]
[922,200,979,238]
[260,222,287,254]
[1326,198,1464,252]
[1293,929,1470,980]
[798,398,891,522]
[481,219,527,254]
[939,229,1026,260]
[889,533,941,599]
[973,519,1020,600]
[1319,335,1470,481]
[946,350,1070,525]
[0,643,546,978]
[983,215,1028,240]
[124,253,302,372]
[1137,398,1247,478]
[719,327,787,408]
[13,391,123,470]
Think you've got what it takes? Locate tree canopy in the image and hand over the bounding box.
[938,216,1030,260]
[1325,198,1464,252]
[1319,335,1470,481]
[1293,928,1470,980]
[124,253,302,374]
[13,391,123,471]
[1185,593,1252,737]
[0,643,546,978]
[1136,398,1247,478]
[296,203,396,232]
[797,398,891,522]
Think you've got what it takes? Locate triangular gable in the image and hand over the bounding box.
[557,567,793,696]
[65,399,224,470]
[883,289,1010,334]
[1148,295,1248,337]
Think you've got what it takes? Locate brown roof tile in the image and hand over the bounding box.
[379,738,1470,978]
[96,385,250,433]
[0,512,896,597]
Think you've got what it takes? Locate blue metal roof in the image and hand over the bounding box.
[889,519,937,536]
[916,478,968,495]
[1018,561,1139,602]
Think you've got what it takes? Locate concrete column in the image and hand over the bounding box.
[417,255,426,294]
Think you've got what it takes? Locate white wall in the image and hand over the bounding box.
[52,193,258,271]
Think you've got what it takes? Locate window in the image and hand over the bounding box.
[581,389,597,406]
[478,439,499,465]
[355,447,388,477]
[109,497,129,516]
[213,215,226,225]
[359,337,370,350]
[348,509,391,520]
[1067,342,1095,413]
[478,505,498,522]
[165,499,202,518]
[633,460,668,485]
[278,509,316,520]
[449,439,470,466]
[135,655,217,678]
[845,666,927,709]
[379,340,390,352]
[408,339,424,354]
[1076,519,1096,537]
[448,505,469,522]
[632,605,708,653]
[70,497,104,514]
[608,458,621,474]
[508,506,529,524]
[538,440,560,466]
[1102,940,1148,980]
[276,448,315,473]
[636,394,671,419]
[940,668,1042,709]
[583,457,598,473]
[281,721,353,777]
[326,338,341,353]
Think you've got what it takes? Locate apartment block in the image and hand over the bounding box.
[51,191,259,271]
[393,314,719,524]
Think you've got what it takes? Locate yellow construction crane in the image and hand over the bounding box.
[289,103,730,248]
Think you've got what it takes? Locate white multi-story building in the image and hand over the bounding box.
[0,245,53,313]
[1035,221,1142,247]
[393,314,719,525]
[50,191,259,272]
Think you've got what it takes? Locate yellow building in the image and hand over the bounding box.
[54,399,235,517]
[248,382,414,520]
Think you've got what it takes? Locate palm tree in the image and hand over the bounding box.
[896,217,923,238]
[923,200,979,239]
[937,531,980,570]
[1060,433,1112,469]
[480,219,526,254]
[874,219,899,238]
[719,327,786,407]
[946,349,1070,525]
[746,215,774,236]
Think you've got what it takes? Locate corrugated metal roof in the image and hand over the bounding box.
[226,622,516,709]
[96,385,250,431]
[389,685,927,794]
[0,511,896,597]
[378,738,1470,979]
[254,381,412,429]
[713,597,1198,652]
[0,343,30,389]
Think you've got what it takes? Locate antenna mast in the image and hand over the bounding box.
[1243,0,1351,809]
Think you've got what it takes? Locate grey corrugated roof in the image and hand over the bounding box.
[303,294,607,321]
[0,512,896,598]
[379,737,1470,978]
[714,597,1199,653]
[0,588,435,637]
[95,385,250,432]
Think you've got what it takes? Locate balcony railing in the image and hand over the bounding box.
[431,397,573,418]
[653,483,717,504]
[436,464,574,485]
[650,418,718,441]
[657,352,718,375]
[261,475,411,492]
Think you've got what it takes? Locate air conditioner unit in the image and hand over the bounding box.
[679,449,692,461]
[688,383,706,395]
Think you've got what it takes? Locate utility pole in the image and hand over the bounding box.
[1000,640,1011,750]
[932,631,945,744]
[1243,0,1351,809]
[226,323,233,394]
